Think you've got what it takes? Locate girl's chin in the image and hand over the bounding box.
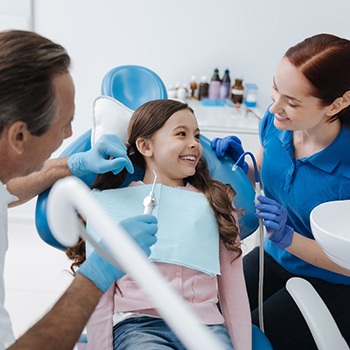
[185,169,197,178]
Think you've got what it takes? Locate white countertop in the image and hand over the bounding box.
[187,98,261,135]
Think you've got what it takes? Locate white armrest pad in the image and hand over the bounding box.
[286,277,348,350]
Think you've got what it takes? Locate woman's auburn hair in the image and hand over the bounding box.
[285,33,350,125]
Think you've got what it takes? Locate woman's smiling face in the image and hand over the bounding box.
[269,57,332,132]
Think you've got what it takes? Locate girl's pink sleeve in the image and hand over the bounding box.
[218,239,252,350]
[85,284,114,350]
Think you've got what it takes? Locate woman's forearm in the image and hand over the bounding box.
[287,233,350,277]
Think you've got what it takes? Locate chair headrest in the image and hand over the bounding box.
[91,95,133,146]
[101,65,168,110]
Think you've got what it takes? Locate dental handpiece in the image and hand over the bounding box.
[143,171,157,214]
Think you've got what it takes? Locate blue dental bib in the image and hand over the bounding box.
[87,184,220,276]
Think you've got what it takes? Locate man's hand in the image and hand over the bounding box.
[77,214,157,292]
[68,134,134,177]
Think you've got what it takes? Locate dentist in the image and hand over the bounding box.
[0,30,157,350]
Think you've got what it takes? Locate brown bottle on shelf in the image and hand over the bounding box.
[231,78,244,104]
[198,76,209,101]
[190,76,198,99]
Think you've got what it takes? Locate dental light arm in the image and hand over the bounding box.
[47,176,225,350]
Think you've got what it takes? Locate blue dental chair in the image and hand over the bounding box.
[36,65,169,250]
[35,65,272,349]
[101,65,168,110]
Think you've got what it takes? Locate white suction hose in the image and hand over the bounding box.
[235,151,265,332]
[47,176,225,350]
[255,181,265,332]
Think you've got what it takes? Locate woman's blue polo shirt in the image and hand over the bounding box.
[259,109,350,284]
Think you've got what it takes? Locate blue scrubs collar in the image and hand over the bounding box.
[278,126,347,175]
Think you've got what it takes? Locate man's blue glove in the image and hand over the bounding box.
[77,214,157,293]
[68,134,134,177]
[255,195,294,249]
[211,136,248,174]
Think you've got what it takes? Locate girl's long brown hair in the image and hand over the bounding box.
[66,99,242,271]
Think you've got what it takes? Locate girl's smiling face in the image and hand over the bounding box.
[140,108,203,188]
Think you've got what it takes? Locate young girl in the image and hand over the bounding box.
[68,99,251,349]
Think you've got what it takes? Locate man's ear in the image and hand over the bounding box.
[7,121,29,155]
[327,90,350,116]
[135,137,153,157]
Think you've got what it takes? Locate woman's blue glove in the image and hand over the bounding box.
[77,214,157,293]
[211,136,248,174]
[68,134,134,177]
[255,195,294,250]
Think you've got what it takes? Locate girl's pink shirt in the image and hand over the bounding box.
[86,183,252,350]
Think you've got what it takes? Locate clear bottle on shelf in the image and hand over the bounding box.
[244,83,258,107]
[177,86,187,101]
[189,76,198,99]
[208,68,221,100]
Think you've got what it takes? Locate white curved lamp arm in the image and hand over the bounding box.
[47,177,225,350]
[286,277,348,350]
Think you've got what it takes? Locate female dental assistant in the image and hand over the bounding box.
[212,33,350,349]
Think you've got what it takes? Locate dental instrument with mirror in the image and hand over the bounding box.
[143,170,157,214]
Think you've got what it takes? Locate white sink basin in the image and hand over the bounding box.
[310,200,350,270]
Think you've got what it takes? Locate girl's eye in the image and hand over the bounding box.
[195,133,201,140]
[178,131,186,136]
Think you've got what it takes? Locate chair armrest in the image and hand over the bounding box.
[286,277,348,350]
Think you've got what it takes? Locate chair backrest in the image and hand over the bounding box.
[101,65,167,110]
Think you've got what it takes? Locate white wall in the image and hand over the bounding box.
[8,0,350,219]
[0,0,32,30]
[31,0,350,144]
